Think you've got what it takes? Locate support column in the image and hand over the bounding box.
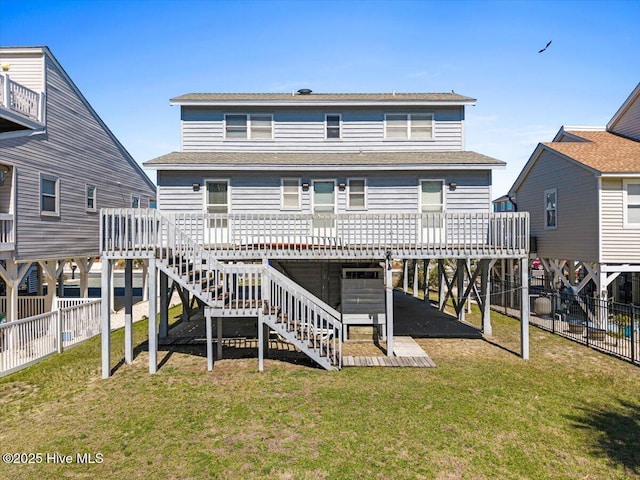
[74,257,95,299]
[206,311,213,371]
[386,259,394,356]
[101,256,112,378]
[403,260,409,294]
[413,260,420,298]
[633,272,640,305]
[148,258,158,373]
[159,271,169,338]
[481,259,492,336]
[141,260,149,301]
[423,259,430,303]
[109,264,115,313]
[438,259,446,310]
[258,313,265,371]
[467,259,472,314]
[124,259,133,364]
[457,259,466,323]
[217,317,223,360]
[520,257,530,360]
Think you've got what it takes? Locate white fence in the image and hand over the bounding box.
[0,299,101,377]
[0,296,47,319]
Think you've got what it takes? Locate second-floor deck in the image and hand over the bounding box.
[0,214,15,252]
[0,73,44,131]
[101,209,529,260]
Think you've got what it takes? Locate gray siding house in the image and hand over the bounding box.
[510,82,640,306]
[100,89,530,375]
[0,46,156,321]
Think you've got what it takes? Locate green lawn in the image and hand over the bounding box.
[0,305,638,479]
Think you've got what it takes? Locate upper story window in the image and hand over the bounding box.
[385,113,434,140]
[225,114,273,140]
[348,178,366,209]
[40,174,60,216]
[326,114,341,139]
[86,184,97,212]
[544,188,557,229]
[281,178,301,209]
[131,195,140,208]
[624,181,640,226]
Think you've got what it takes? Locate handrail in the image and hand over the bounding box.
[0,73,42,120]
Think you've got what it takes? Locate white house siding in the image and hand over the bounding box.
[180,107,464,152]
[514,149,598,261]
[601,178,640,263]
[609,95,640,141]
[0,51,45,93]
[1,52,155,261]
[157,170,492,215]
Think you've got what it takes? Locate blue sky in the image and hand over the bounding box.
[1,0,639,195]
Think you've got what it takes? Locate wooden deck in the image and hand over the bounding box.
[343,336,436,368]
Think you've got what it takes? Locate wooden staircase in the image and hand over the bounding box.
[102,209,342,370]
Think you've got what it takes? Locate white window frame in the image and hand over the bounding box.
[544,188,557,230]
[384,113,434,140]
[224,113,273,140]
[203,178,231,214]
[281,178,301,210]
[347,178,367,210]
[419,179,445,213]
[325,114,341,140]
[623,180,640,228]
[131,195,140,208]
[312,179,337,214]
[40,173,60,217]
[86,184,97,212]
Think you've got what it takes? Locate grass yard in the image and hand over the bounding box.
[0,304,639,479]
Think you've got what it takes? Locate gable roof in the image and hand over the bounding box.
[170,92,476,107]
[144,150,504,171]
[607,82,640,134]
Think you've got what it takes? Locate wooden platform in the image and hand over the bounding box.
[343,336,435,368]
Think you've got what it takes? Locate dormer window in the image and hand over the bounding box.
[385,113,434,140]
[225,114,273,140]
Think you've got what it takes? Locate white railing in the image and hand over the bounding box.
[263,265,342,368]
[57,297,96,310]
[0,299,101,377]
[0,295,47,319]
[0,73,42,121]
[0,213,15,250]
[102,209,529,260]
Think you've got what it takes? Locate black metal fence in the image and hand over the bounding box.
[490,276,639,365]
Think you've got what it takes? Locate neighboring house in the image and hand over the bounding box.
[101,89,530,375]
[492,194,516,212]
[509,82,640,307]
[0,46,156,321]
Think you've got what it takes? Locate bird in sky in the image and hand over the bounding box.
[538,40,552,53]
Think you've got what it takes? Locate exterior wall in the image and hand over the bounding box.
[608,94,640,141]
[180,107,464,152]
[276,261,342,308]
[1,51,155,261]
[0,51,45,93]
[601,177,640,263]
[157,170,492,214]
[514,149,598,261]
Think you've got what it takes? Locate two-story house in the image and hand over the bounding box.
[100,89,530,375]
[0,46,156,321]
[510,82,640,311]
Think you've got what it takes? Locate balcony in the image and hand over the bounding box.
[101,209,529,260]
[0,213,15,252]
[0,73,45,133]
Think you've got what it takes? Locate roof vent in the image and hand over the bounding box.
[297,88,312,95]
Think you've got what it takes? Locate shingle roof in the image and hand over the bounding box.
[543,130,640,173]
[171,92,476,103]
[144,151,503,168]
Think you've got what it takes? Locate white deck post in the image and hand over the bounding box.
[258,312,264,371]
[467,259,472,313]
[423,259,430,303]
[206,311,214,371]
[413,260,420,298]
[520,257,530,359]
[148,258,158,373]
[481,259,492,336]
[141,260,149,301]
[124,259,133,364]
[403,260,409,294]
[438,259,446,310]
[109,263,115,313]
[101,255,112,378]
[457,259,465,323]
[386,259,394,357]
[159,270,169,338]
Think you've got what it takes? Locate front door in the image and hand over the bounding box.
[205,180,229,245]
[420,180,444,244]
[312,181,336,240]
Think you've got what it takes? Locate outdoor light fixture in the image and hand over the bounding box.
[338,183,346,191]
[192,183,201,192]
[448,182,457,191]
[302,182,309,191]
